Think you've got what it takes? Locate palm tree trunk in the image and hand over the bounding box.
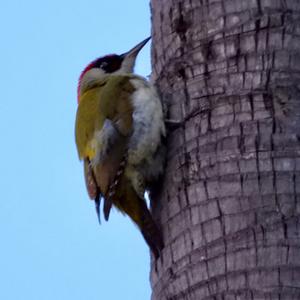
[150,0,300,299]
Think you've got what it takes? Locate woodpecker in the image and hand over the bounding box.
[75,37,165,258]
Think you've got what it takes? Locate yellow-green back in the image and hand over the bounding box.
[75,75,135,160]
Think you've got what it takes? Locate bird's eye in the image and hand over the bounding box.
[100,62,108,69]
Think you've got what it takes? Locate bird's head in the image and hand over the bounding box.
[77,37,150,102]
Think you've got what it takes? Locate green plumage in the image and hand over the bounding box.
[75,73,164,258]
[75,75,135,159]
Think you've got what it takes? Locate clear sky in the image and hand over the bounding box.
[0,1,153,299]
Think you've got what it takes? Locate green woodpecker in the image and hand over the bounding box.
[75,37,165,258]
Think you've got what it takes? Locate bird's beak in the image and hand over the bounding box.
[119,37,151,73]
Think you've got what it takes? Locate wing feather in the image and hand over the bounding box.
[91,75,135,220]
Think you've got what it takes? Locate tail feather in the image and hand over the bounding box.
[104,154,128,221]
[140,207,164,258]
[113,179,164,258]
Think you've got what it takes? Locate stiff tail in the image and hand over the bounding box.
[139,203,164,259]
[113,179,164,258]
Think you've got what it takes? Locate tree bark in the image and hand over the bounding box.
[150,0,300,299]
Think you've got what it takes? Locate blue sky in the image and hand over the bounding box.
[0,1,153,299]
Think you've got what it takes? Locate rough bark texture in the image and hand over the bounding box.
[150,0,300,299]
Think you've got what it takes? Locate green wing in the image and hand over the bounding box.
[75,75,136,220]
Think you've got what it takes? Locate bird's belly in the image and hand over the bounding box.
[127,78,165,179]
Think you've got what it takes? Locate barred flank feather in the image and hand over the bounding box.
[104,154,128,221]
